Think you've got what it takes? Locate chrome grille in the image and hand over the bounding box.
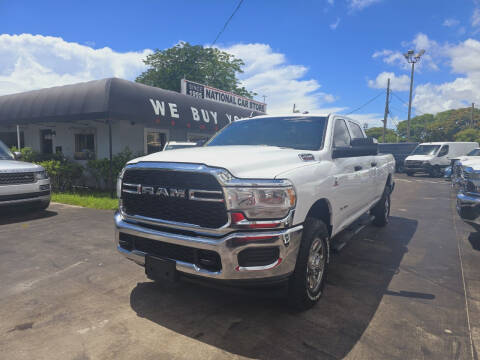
[121,168,228,228]
[0,172,35,185]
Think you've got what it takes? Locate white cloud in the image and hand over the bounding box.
[348,113,384,128]
[443,18,459,27]
[0,34,353,119]
[348,0,382,11]
[327,0,334,5]
[0,33,152,96]
[368,71,410,91]
[330,18,341,30]
[412,38,480,114]
[221,43,343,114]
[472,8,480,27]
[373,33,440,72]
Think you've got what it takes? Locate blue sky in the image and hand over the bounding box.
[1,0,480,128]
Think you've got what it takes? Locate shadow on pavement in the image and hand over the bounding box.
[130,216,418,360]
[0,208,57,225]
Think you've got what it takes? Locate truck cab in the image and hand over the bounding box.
[404,141,478,177]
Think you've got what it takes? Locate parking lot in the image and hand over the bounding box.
[0,174,479,360]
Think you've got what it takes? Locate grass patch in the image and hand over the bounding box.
[51,192,118,210]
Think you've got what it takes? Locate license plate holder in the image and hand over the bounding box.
[145,255,178,282]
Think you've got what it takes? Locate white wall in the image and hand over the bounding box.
[0,119,193,160]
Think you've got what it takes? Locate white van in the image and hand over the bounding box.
[404,141,479,177]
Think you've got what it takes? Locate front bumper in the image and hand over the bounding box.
[114,211,303,282]
[456,192,480,224]
[0,180,51,206]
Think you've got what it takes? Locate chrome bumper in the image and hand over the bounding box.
[114,211,303,281]
[456,192,480,224]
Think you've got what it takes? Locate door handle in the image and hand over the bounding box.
[371,162,377,167]
[354,165,362,171]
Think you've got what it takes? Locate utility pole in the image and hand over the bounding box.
[383,78,390,143]
[471,103,475,128]
[404,49,425,141]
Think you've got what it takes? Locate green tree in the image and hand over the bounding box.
[365,127,398,142]
[454,128,480,143]
[136,42,255,98]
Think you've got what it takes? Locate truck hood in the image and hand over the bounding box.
[128,146,316,179]
[405,154,434,162]
[0,160,42,173]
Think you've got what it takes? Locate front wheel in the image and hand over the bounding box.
[288,217,329,312]
[371,189,390,227]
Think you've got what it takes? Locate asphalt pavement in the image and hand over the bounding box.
[0,174,479,360]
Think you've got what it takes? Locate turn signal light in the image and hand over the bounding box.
[230,212,282,229]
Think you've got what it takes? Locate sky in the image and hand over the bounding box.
[1,0,480,128]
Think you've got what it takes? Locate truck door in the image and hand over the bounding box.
[331,119,368,222]
[347,120,377,209]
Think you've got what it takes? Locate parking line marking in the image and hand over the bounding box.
[451,194,475,360]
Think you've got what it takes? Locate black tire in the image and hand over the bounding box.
[288,217,329,312]
[430,166,442,178]
[406,172,414,176]
[371,188,390,227]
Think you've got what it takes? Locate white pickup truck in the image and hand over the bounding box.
[0,141,51,210]
[114,114,395,310]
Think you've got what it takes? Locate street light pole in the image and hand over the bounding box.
[404,49,425,142]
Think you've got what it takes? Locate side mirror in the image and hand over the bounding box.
[13,151,22,160]
[332,137,378,159]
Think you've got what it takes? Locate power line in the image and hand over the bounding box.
[345,91,385,115]
[212,0,244,45]
[390,91,426,116]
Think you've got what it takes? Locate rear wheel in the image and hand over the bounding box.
[288,217,329,312]
[371,188,390,227]
[430,166,442,178]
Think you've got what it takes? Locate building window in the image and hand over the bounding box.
[75,133,95,160]
[144,129,167,154]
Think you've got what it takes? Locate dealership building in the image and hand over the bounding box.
[0,78,265,161]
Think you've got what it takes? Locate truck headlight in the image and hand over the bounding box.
[224,186,296,219]
[35,171,48,180]
[116,167,127,199]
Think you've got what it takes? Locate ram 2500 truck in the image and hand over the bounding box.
[115,114,395,310]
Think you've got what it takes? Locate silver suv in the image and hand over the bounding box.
[0,141,51,210]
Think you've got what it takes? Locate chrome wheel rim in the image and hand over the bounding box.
[306,237,325,296]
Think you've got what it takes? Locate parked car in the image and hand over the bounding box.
[114,114,395,311]
[450,148,480,184]
[163,141,199,151]
[404,142,479,177]
[0,141,51,210]
[455,158,480,226]
[378,142,418,172]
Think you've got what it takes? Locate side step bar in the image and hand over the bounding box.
[331,214,374,252]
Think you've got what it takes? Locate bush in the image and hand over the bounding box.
[86,147,139,190]
[38,159,84,191]
[10,147,39,162]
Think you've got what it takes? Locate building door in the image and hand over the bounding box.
[144,128,168,154]
[40,129,53,154]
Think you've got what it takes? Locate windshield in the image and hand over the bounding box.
[206,116,328,150]
[411,145,441,156]
[467,148,480,156]
[0,141,14,160]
